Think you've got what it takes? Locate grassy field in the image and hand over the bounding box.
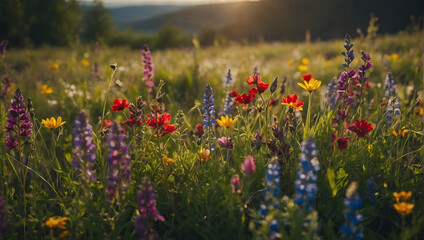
[0,31,423,239]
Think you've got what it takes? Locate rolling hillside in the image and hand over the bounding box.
[114,0,422,41]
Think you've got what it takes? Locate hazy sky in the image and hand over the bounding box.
[82,0,258,6]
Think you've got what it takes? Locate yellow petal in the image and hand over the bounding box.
[297,82,307,91]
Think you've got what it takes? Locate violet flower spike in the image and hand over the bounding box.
[136,177,165,239]
[5,88,32,151]
[141,44,154,93]
[107,122,131,197]
[72,111,97,181]
[241,156,255,176]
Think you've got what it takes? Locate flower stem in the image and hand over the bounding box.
[304,92,312,138]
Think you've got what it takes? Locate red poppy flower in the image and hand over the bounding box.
[281,94,304,111]
[230,89,238,98]
[146,112,171,129]
[235,94,255,104]
[195,123,204,137]
[248,88,258,95]
[159,124,177,136]
[337,137,350,150]
[103,120,113,128]
[364,82,370,88]
[246,75,262,85]
[257,82,269,93]
[111,98,129,111]
[348,120,373,137]
[302,73,313,82]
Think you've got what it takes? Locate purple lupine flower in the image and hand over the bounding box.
[201,84,217,128]
[341,182,364,240]
[72,111,96,181]
[141,44,154,93]
[241,156,255,176]
[136,177,165,239]
[0,197,7,234]
[5,88,32,151]
[217,136,233,149]
[384,72,396,99]
[341,34,354,68]
[294,137,319,212]
[0,40,8,55]
[107,122,131,197]
[357,51,373,86]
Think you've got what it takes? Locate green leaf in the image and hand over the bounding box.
[327,168,336,197]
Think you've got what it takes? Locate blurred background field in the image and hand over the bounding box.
[1,0,424,239]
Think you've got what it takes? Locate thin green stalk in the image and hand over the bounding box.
[304,92,312,138]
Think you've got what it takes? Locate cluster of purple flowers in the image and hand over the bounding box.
[201,84,217,129]
[357,51,373,86]
[136,177,165,239]
[217,136,233,149]
[107,122,131,197]
[141,44,154,93]
[258,158,281,240]
[72,111,97,181]
[223,69,234,116]
[384,72,396,99]
[5,88,32,151]
[294,137,319,212]
[341,182,364,240]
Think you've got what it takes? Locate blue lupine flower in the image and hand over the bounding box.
[107,122,131,197]
[224,69,233,88]
[294,137,320,212]
[386,97,400,124]
[384,72,396,99]
[258,157,281,240]
[223,94,233,117]
[201,84,217,128]
[341,182,364,240]
[324,78,338,109]
[72,111,96,181]
[367,178,377,204]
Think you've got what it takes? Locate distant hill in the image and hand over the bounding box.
[114,0,423,41]
[108,5,190,28]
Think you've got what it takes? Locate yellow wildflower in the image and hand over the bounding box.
[297,65,308,72]
[393,202,414,216]
[301,57,310,65]
[390,53,399,61]
[198,148,211,162]
[297,78,321,92]
[392,127,409,138]
[216,115,237,128]
[41,84,53,94]
[164,157,173,164]
[393,191,412,203]
[417,106,423,116]
[46,217,69,229]
[42,117,66,129]
[81,59,90,67]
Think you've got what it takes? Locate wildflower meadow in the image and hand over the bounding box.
[0,28,423,239]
